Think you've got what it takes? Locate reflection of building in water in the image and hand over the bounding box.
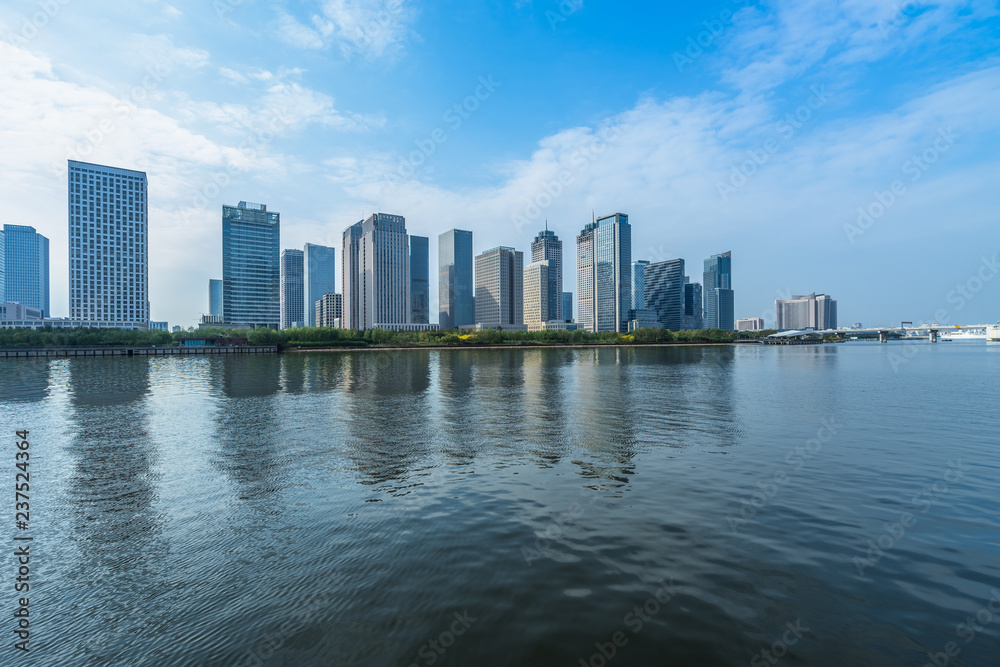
[214,354,282,399]
[0,358,52,403]
[521,349,572,465]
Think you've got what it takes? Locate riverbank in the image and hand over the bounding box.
[288,341,737,352]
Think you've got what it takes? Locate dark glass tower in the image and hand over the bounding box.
[438,229,473,330]
[223,202,280,329]
[704,251,734,331]
[410,235,430,324]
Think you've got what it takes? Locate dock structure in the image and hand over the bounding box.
[0,345,278,359]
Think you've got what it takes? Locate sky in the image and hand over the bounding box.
[1,0,999,328]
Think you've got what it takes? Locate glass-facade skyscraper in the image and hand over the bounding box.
[645,259,685,331]
[68,160,148,325]
[438,229,474,330]
[209,279,223,317]
[562,292,573,323]
[704,251,734,331]
[223,202,280,329]
[576,213,632,333]
[3,224,49,318]
[280,248,304,329]
[683,278,703,330]
[631,260,649,311]
[303,243,336,327]
[531,227,562,322]
[410,236,429,324]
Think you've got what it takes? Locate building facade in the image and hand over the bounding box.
[68,160,148,326]
[410,235,430,324]
[223,202,280,328]
[3,225,49,318]
[683,279,704,330]
[531,228,563,322]
[303,243,336,327]
[316,293,343,328]
[209,279,223,317]
[631,260,649,311]
[562,292,573,323]
[439,229,474,330]
[775,294,838,330]
[576,214,632,333]
[704,251,734,331]
[475,246,523,329]
[645,259,685,331]
[280,248,304,329]
[736,318,766,332]
[523,260,552,326]
[342,214,409,330]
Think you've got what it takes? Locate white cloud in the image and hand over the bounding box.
[275,0,418,60]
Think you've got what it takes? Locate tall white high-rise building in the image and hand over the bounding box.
[342,214,409,330]
[475,246,523,329]
[523,259,552,326]
[776,294,838,330]
[576,213,631,333]
[68,160,148,326]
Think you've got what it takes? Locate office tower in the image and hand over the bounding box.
[209,279,223,317]
[410,235,430,324]
[563,292,573,323]
[439,229,474,330]
[776,294,838,330]
[222,202,280,328]
[316,293,343,328]
[68,160,148,324]
[342,222,363,330]
[523,260,552,325]
[576,213,632,333]
[683,278,704,330]
[342,213,409,330]
[531,226,563,321]
[475,246,523,328]
[736,318,765,332]
[303,243,336,327]
[704,251,734,331]
[3,225,49,318]
[631,260,650,311]
[645,259,685,331]
[280,249,304,329]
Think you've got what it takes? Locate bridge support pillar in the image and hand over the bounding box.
[929,329,938,343]
[878,330,889,344]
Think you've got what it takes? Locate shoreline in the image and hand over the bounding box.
[289,342,739,353]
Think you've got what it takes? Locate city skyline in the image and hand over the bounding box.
[2,3,996,328]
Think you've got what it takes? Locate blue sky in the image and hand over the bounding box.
[1,0,999,327]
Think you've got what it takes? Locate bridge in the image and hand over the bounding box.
[767,324,995,344]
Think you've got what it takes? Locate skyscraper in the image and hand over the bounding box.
[645,259,685,331]
[4,225,49,318]
[776,294,838,330]
[683,278,703,330]
[223,201,280,329]
[562,292,573,323]
[631,260,650,311]
[209,279,223,317]
[342,213,409,330]
[704,251,734,331]
[303,243,336,327]
[280,249,304,329]
[316,293,343,328]
[68,160,148,325]
[531,226,563,321]
[523,260,552,326]
[475,246,523,329]
[410,235,430,324]
[576,213,632,333]
[439,229,474,330]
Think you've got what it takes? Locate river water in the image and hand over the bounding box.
[1,342,997,666]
